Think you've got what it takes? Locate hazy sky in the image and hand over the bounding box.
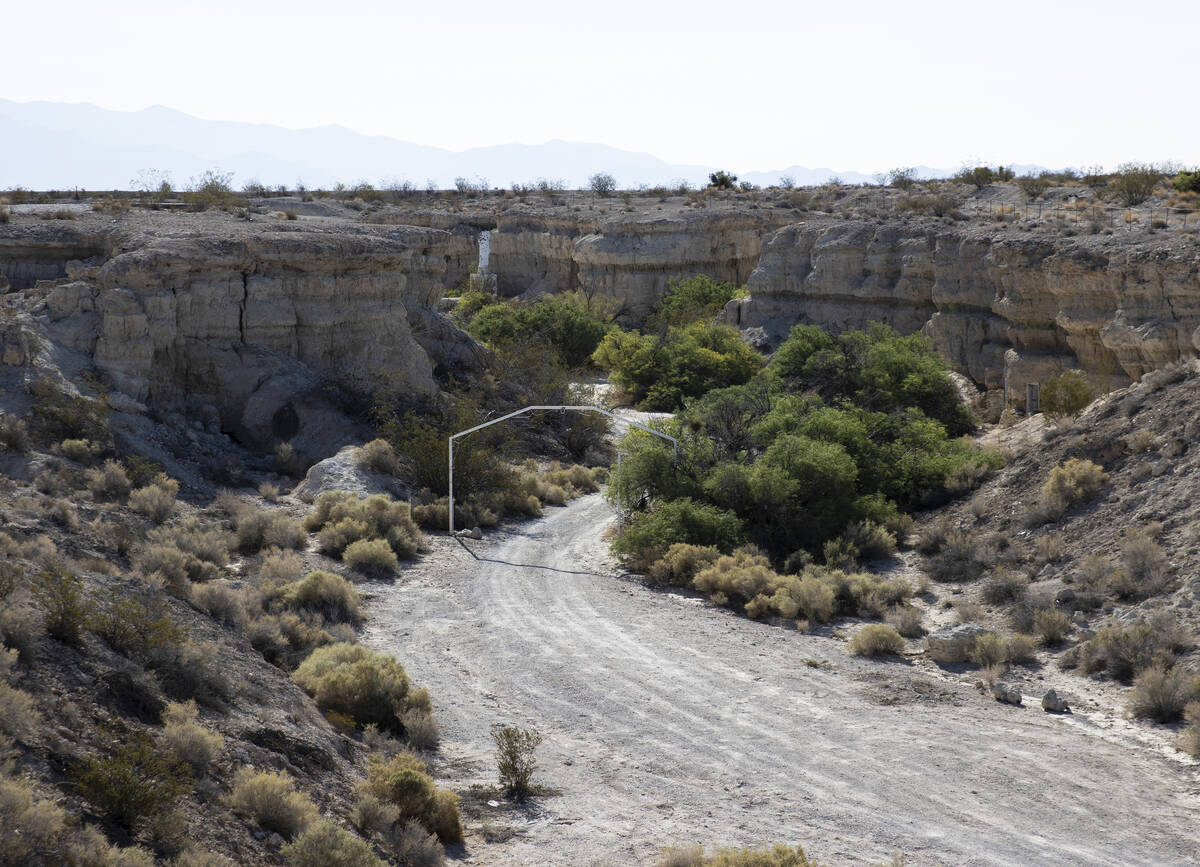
[9,0,1198,172]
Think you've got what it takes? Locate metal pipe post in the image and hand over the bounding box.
[448,436,455,534]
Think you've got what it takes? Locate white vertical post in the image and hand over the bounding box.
[448,436,455,534]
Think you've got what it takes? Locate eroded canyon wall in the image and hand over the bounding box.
[733,219,1200,414]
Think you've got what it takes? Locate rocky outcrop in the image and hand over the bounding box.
[5,214,476,456]
[488,211,789,317]
[734,218,1200,415]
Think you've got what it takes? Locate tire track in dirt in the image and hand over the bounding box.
[363,495,1200,866]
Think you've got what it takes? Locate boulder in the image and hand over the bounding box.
[991,682,1023,705]
[926,623,989,663]
[1042,689,1071,713]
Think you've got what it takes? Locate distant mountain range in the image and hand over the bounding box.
[0,99,1040,191]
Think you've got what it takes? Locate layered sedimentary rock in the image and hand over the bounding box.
[735,218,1200,414]
[5,215,476,454]
[487,211,789,316]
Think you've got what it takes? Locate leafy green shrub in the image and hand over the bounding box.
[273,570,363,623]
[344,538,399,577]
[27,380,110,445]
[491,724,543,800]
[840,520,896,561]
[1173,169,1200,193]
[1128,664,1200,723]
[468,292,613,368]
[362,752,463,843]
[74,727,192,831]
[91,587,185,657]
[649,275,745,329]
[86,459,132,501]
[31,567,87,644]
[161,699,224,772]
[129,474,179,523]
[229,769,318,839]
[293,643,428,733]
[1039,371,1093,420]
[848,624,905,657]
[612,498,743,570]
[593,322,762,410]
[280,820,386,867]
[357,438,400,476]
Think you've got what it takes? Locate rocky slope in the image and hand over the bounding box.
[1,210,476,456]
[731,217,1200,416]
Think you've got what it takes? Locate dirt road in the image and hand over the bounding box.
[362,495,1200,866]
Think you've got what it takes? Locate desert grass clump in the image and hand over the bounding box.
[1110,531,1170,599]
[258,481,280,502]
[161,700,224,772]
[258,547,304,586]
[361,751,463,843]
[981,570,1028,604]
[848,624,905,658]
[925,530,991,583]
[235,507,307,553]
[841,520,897,561]
[387,820,447,867]
[274,570,363,624]
[129,474,179,523]
[401,707,441,752]
[886,604,925,638]
[280,820,386,867]
[0,651,39,742]
[1065,615,1191,682]
[356,439,401,476]
[344,538,399,577]
[86,459,132,501]
[1038,458,1109,521]
[693,550,837,623]
[307,492,426,561]
[293,642,427,733]
[1005,633,1038,665]
[55,438,95,464]
[1033,609,1072,646]
[229,768,318,839]
[0,415,30,453]
[1179,702,1200,758]
[191,582,245,627]
[969,632,1009,668]
[1127,664,1200,723]
[646,543,721,588]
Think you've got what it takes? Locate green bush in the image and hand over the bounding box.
[848,624,905,657]
[592,322,762,410]
[1109,162,1166,206]
[468,292,612,368]
[229,768,318,839]
[280,820,386,867]
[1039,371,1093,420]
[1173,169,1200,194]
[649,275,745,329]
[91,587,185,657]
[491,724,543,800]
[612,498,743,570]
[31,567,87,644]
[74,727,192,832]
[293,643,427,733]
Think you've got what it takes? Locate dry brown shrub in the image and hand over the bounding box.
[848,624,905,657]
[229,768,317,838]
[161,700,224,772]
[86,459,132,501]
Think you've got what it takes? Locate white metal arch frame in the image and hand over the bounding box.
[448,405,677,533]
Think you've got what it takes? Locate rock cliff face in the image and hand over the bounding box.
[488,211,788,316]
[3,214,476,455]
[734,219,1200,414]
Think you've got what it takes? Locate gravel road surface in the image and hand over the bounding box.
[362,495,1200,866]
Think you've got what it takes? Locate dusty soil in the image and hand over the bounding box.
[361,495,1200,866]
